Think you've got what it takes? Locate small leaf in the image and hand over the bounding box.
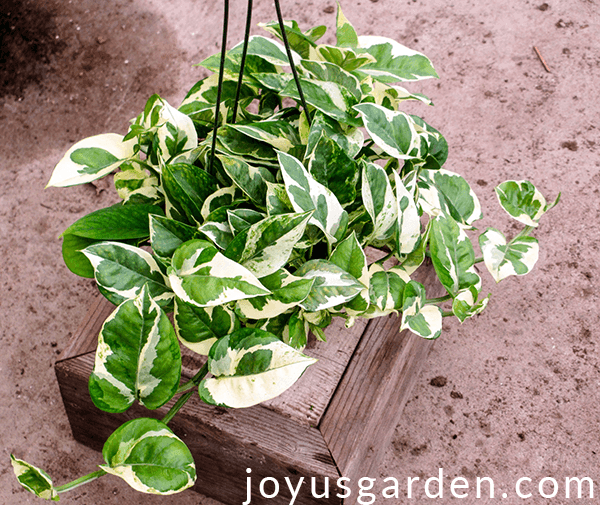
[479,228,540,283]
[101,418,195,495]
[11,455,59,501]
[217,154,276,206]
[400,281,443,339]
[47,133,136,187]
[336,2,359,47]
[89,285,181,413]
[393,170,421,254]
[198,328,316,408]
[306,112,364,159]
[495,181,560,227]
[452,286,490,322]
[361,159,397,241]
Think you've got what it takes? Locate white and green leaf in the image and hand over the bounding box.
[361,263,409,318]
[452,285,490,323]
[82,242,173,307]
[393,170,421,254]
[495,180,560,227]
[218,154,276,206]
[47,133,136,187]
[168,240,270,308]
[101,418,195,495]
[336,2,359,47]
[198,328,316,408]
[479,227,540,283]
[361,159,397,240]
[305,112,364,159]
[89,285,181,413]
[278,151,348,244]
[10,455,59,501]
[400,280,443,339]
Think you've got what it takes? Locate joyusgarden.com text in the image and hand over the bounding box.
[242,468,594,504]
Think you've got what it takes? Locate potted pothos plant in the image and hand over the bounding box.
[11,2,558,501]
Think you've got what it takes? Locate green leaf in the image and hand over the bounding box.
[305,112,364,159]
[429,215,479,297]
[11,455,59,501]
[47,133,136,187]
[357,36,438,82]
[495,180,560,227]
[361,159,397,241]
[306,133,359,206]
[336,2,359,47]
[89,285,181,413]
[237,269,315,320]
[452,285,490,323]
[479,228,540,283]
[228,120,301,153]
[63,203,163,240]
[278,151,348,244]
[227,208,266,234]
[265,182,294,216]
[361,263,409,318]
[162,163,218,225]
[101,418,195,494]
[300,60,362,101]
[82,242,173,307]
[225,211,313,278]
[168,240,270,308]
[62,234,97,278]
[198,328,316,408]
[316,45,376,72]
[149,214,199,259]
[283,311,309,350]
[418,169,482,228]
[174,298,239,355]
[295,259,364,311]
[354,103,424,159]
[400,280,443,339]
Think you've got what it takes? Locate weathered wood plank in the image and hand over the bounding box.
[55,352,343,505]
[320,259,445,486]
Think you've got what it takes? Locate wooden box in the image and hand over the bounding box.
[55,264,442,505]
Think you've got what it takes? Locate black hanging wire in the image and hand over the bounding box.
[273,0,311,127]
[231,0,253,125]
[208,0,230,175]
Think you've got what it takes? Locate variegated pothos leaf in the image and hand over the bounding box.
[400,280,443,339]
[10,455,59,501]
[495,180,559,227]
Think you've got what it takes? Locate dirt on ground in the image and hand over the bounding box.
[1,0,598,503]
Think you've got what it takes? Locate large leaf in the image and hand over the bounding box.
[300,60,362,101]
[162,163,218,225]
[295,259,364,311]
[228,120,301,153]
[479,228,540,283]
[225,211,312,278]
[357,35,438,82]
[329,232,369,314]
[101,418,195,495]
[361,159,397,241]
[400,280,443,339]
[495,180,560,227]
[418,169,482,228]
[429,215,479,297]
[237,269,314,320]
[10,455,59,501]
[198,328,316,408]
[62,234,97,278]
[354,103,424,159]
[63,203,163,240]
[83,242,172,307]
[168,240,270,308]
[306,133,359,206]
[89,285,181,413]
[278,151,348,244]
[47,133,136,187]
[174,298,239,355]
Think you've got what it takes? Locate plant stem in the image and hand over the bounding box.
[54,469,107,494]
[208,0,230,175]
[426,294,452,304]
[474,256,484,264]
[163,363,209,425]
[441,310,454,318]
[231,0,253,124]
[273,0,311,126]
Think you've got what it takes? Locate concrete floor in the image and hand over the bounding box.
[1,0,599,503]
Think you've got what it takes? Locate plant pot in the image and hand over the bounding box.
[55,259,443,505]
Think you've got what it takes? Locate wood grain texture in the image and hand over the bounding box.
[320,259,446,486]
